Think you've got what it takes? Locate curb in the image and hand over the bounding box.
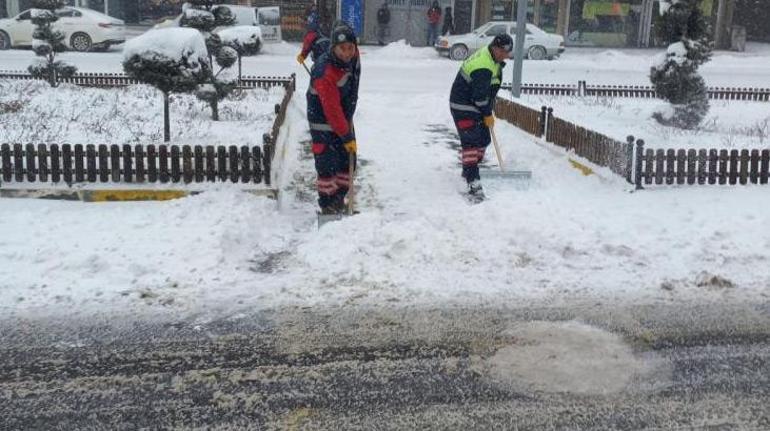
[0,188,277,202]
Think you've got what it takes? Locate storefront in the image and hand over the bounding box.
[360,0,456,46]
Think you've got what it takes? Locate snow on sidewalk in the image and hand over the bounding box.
[2,44,769,320]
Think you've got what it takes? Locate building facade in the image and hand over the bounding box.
[1,0,760,47]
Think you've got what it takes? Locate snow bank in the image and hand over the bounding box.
[123,27,208,71]
[0,190,294,318]
[363,39,440,60]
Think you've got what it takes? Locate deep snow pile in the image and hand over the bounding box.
[0,79,284,146]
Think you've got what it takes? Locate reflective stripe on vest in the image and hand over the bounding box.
[310,123,334,131]
[308,72,352,95]
[450,102,480,113]
[460,47,502,86]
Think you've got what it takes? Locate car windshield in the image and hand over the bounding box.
[473,24,490,34]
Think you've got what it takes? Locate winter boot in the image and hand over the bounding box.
[467,179,485,203]
[319,205,339,215]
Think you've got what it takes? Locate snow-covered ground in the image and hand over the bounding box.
[2,40,770,86]
[518,94,770,150]
[0,80,284,146]
[1,41,769,320]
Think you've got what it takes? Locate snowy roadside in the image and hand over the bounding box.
[2,41,770,86]
[1,40,769,321]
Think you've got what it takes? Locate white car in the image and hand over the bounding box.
[154,5,281,44]
[0,6,125,52]
[435,21,565,61]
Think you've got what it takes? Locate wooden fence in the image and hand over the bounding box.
[546,110,634,182]
[634,142,770,188]
[500,81,770,102]
[496,96,770,189]
[499,83,578,96]
[494,98,545,137]
[494,97,632,184]
[0,143,268,185]
[0,70,295,90]
[1,73,297,191]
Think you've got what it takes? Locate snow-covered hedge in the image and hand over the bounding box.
[123,27,209,80]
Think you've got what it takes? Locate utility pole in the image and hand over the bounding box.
[715,0,736,49]
[555,0,569,38]
[511,0,528,98]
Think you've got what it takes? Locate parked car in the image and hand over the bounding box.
[154,5,281,44]
[435,21,565,61]
[0,6,125,52]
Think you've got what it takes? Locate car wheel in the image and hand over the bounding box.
[70,33,92,52]
[527,45,547,61]
[0,31,11,50]
[449,44,469,61]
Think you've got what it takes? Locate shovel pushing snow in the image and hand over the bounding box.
[480,125,532,185]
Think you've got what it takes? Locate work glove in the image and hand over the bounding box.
[296,53,305,64]
[483,115,495,128]
[343,140,357,154]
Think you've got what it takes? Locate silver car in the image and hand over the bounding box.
[435,21,565,61]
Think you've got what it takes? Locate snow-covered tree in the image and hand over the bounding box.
[649,0,712,129]
[122,28,210,142]
[180,1,238,121]
[28,0,77,87]
[219,26,262,81]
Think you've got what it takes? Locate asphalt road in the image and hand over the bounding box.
[1,302,768,430]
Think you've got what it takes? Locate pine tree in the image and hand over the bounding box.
[27,0,77,87]
[122,28,210,142]
[650,0,713,129]
[180,1,238,121]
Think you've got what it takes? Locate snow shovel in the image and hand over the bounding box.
[480,124,532,184]
[301,60,311,76]
[317,153,356,228]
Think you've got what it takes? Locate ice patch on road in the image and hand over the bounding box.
[483,321,671,395]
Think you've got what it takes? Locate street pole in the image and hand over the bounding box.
[511,0,528,98]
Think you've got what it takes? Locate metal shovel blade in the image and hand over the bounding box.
[318,213,343,229]
[480,168,533,190]
[480,169,532,180]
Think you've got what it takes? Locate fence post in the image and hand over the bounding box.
[578,80,587,97]
[263,133,273,186]
[539,106,547,138]
[634,139,644,190]
[625,135,635,184]
[546,107,554,142]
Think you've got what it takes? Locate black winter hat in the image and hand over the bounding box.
[331,24,357,46]
[491,34,514,52]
